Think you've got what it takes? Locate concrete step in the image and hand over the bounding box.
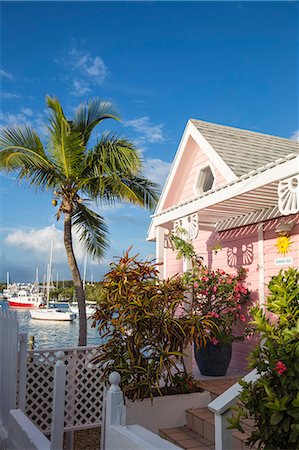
[185,408,258,450]
[186,408,214,442]
[159,425,214,450]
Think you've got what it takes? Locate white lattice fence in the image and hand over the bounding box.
[25,345,104,434]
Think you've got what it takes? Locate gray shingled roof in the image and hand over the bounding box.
[191,119,299,177]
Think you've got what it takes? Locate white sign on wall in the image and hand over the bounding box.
[275,257,294,266]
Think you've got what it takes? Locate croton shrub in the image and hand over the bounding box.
[229,267,299,449]
[92,248,214,401]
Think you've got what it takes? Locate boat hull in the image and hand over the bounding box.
[69,305,95,318]
[8,300,41,308]
[30,309,77,321]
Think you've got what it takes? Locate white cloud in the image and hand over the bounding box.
[21,108,33,117]
[5,226,64,259]
[0,69,14,81]
[70,79,91,97]
[0,92,19,99]
[290,130,299,142]
[68,47,107,85]
[143,158,171,186]
[0,109,47,136]
[0,111,29,127]
[124,116,166,144]
[4,225,91,265]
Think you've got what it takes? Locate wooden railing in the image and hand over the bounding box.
[208,369,259,450]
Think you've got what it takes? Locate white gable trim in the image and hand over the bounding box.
[147,154,298,240]
[148,120,238,239]
[188,121,237,181]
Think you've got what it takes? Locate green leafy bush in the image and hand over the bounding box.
[92,248,213,401]
[229,267,299,449]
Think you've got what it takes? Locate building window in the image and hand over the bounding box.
[195,165,215,195]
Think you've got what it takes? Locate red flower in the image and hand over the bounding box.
[274,361,287,375]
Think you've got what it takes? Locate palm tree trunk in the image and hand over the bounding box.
[64,212,87,346]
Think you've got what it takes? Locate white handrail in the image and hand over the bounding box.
[208,369,260,450]
[208,369,259,415]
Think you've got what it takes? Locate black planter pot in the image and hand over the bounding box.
[194,341,232,376]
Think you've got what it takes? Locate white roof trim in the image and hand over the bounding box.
[147,154,298,240]
[148,120,238,239]
[188,121,237,181]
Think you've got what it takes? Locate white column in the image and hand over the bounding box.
[183,253,193,375]
[105,372,125,450]
[214,410,233,450]
[50,351,66,450]
[258,223,265,309]
[17,333,28,412]
[156,226,165,280]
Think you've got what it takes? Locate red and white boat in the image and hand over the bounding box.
[8,290,45,308]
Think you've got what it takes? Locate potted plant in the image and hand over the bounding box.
[169,230,251,376]
[191,265,251,376]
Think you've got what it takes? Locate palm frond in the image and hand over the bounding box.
[72,98,119,144]
[0,125,60,189]
[46,96,85,178]
[82,174,159,211]
[0,125,47,161]
[83,133,142,178]
[118,175,160,210]
[72,204,109,259]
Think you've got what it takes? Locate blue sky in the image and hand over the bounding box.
[0,1,298,283]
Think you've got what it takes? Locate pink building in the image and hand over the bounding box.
[147,119,299,372]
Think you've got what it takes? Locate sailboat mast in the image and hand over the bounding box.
[47,229,54,306]
[83,254,87,290]
[35,267,39,291]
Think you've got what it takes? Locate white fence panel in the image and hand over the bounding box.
[0,309,18,429]
[25,345,105,434]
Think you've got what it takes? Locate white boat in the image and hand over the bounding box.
[69,303,96,318]
[30,303,77,321]
[29,230,76,322]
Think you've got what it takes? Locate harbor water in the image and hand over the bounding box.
[0,301,102,349]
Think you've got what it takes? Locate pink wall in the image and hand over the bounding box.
[263,214,299,288]
[162,213,299,373]
[162,136,228,210]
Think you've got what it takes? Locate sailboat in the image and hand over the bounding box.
[69,255,96,318]
[30,229,76,322]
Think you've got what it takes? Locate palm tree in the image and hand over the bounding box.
[0,96,159,345]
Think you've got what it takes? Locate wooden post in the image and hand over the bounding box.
[29,335,35,350]
[214,410,233,450]
[105,372,125,450]
[156,226,165,280]
[17,333,28,412]
[258,223,265,310]
[50,351,66,450]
